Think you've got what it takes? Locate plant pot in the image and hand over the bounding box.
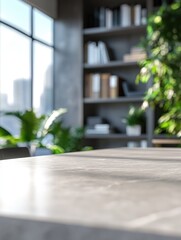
[34,147,52,156]
[126,125,141,136]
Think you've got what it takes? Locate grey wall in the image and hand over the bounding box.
[23,0,58,18]
[54,0,83,127]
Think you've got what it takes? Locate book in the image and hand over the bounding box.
[101,73,110,98]
[86,128,110,134]
[84,74,93,98]
[109,75,119,98]
[87,42,101,64]
[95,124,110,130]
[123,53,146,62]
[134,4,142,26]
[97,42,102,63]
[130,46,145,54]
[99,7,106,27]
[87,42,95,64]
[120,4,131,27]
[92,74,101,98]
[86,122,111,134]
[98,41,110,63]
[93,8,100,27]
[94,43,99,64]
[105,8,113,28]
[141,8,147,25]
[113,7,120,26]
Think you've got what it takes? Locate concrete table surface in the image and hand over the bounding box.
[0,148,181,240]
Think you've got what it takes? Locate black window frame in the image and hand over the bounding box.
[0,2,55,111]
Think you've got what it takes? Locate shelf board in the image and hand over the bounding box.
[84,96,143,104]
[153,134,180,139]
[85,134,147,140]
[152,135,180,145]
[84,60,138,71]
[83,25,146,38]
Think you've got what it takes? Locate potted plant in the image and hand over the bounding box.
[0,108,92,155]
[47,120,92,153]
[136,1,181,138]
[123,106,145,136]
[0,108,67,154]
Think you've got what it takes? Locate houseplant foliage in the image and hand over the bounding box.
[123,106,144,126]
[122,106,145,136]
[0,108,67,154]
[137,1,181,137]
[0,109,91,154]
[48,121,91,153]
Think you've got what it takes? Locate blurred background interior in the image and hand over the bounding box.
[0,0,180,155]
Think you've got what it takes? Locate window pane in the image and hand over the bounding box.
[0,0,31,34]
[33,41,53,114]
[33,8,53,45]
[0,25,31,134]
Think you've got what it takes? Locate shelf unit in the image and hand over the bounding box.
[82,0,152,149]
[82,0,179,149]
[56,0,179,150]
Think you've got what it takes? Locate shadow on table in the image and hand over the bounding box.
[0,216,180,240]
[64,152,181,164]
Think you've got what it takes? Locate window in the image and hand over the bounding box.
[33,9,53,45]
[0,0,54,132]
[33,42,53,114]
[0,0,31,34]
[0,25,31,112]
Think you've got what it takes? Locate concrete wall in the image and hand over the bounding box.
[23,0,58,18]
[54,0,83,127]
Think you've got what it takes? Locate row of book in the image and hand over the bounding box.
[84,41,110,64]
[87,4,147,28]
[85,74,120,99]
[85,42,146,64]
[85,73,145,99]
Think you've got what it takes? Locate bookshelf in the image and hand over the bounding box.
[55,0,179,150]
[82,0,153,149]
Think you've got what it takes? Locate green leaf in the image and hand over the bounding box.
[122,106,145,126]
[0,127,12,137]
[45,144,65,154]
[135,1,181,136]
[40,108,67,138]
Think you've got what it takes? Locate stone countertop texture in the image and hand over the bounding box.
[0,147,181,240]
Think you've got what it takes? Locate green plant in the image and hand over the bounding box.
[0,108,67,154]
[137,1,181,137]
[0,108,92,154]
[122,106,144,126]
[48,121,92,152]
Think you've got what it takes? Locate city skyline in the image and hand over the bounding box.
[0,73,53,114]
